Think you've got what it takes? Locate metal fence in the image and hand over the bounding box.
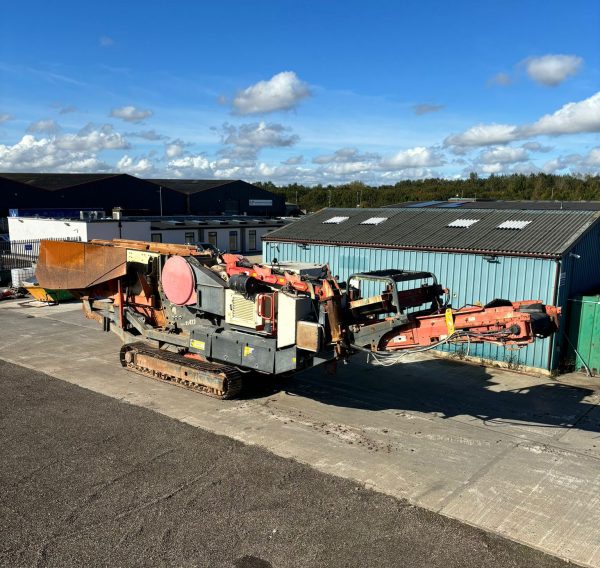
[0,237,81,271]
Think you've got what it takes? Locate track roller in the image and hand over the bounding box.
[120,342,243,399]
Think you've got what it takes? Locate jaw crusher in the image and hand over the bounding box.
[36,238,560,399]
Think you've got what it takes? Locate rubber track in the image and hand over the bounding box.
[120,342,243,399]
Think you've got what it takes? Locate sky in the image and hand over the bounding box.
[0,0,599,185]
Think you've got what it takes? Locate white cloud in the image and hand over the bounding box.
[313,147,380,164]
[525,91,600,136]
[167,154,212,177]
[125,130,168,141]
[100,35,115,47]
[444,123,519,148]
[380,146,444,169]
[165,143,183,159]
[524,54,583,86]
[380,167,434,180]
[283,155,304,165]
[232,71,310,115]
[56,124,129,151]
[538,148,600,173]
[445,90,600,150]
[116,155,155,175]
[58,105,77,115]
[522,141,553,153]
[475,146,530,175]
[583,147,600,167]
[541,154,581,173]
[110,105,153,123]
[413,103,444,115]
[320,161,377,176]
[488,72,512,86]
[220,122,298,160]
[0,134,110,172]
[0,113,14,123]
[255,162,307,180]
[165,138,191,158]
[26,119,60,135]
[480,146,529,164]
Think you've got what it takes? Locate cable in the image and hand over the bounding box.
[352,328,521,367]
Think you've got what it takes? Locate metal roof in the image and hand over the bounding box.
[264,207,600,258]
[147,179,240,194]
[0,174,247,195]
[382,200,600,211]
[0,173,121,190]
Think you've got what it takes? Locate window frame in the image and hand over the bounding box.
[248,229,257,250]
[229,230,238,251]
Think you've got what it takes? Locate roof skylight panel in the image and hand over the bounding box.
[360,217,388,225]
[497,220,531,230]
[322,216,349,224]
[447,219,480,228]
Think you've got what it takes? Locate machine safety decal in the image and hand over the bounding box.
[190,339,205,351]
[243,346,254,357]
[445,308,455,335]
[126,249,160,263]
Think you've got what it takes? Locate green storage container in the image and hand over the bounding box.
[567,294,600,374]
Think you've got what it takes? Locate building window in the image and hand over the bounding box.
[151,233,162,242]
[229,231,238,251]
[208,231,218,247]
[248,230,257,250]
[184,231,195,243]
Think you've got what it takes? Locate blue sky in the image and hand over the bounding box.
[1,0,599,184]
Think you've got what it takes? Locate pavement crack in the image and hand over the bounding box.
[434,442,518,513]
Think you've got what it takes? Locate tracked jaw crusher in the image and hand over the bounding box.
[36,238,560,399]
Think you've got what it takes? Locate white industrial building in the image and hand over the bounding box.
[8,214,289,255]
[8,217,151,243]
[149,218,287,253]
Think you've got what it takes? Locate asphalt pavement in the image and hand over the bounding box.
[0,359,570,568]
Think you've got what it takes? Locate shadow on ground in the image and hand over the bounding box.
[245,357,600,434]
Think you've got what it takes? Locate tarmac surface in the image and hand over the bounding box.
[1,299,600,566]
[0,359,568,568]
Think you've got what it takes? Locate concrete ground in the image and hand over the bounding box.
[0,360,569,568]
[1,299,600,566]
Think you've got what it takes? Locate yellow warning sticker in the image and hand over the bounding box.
[126,249,160,263]
[243,346,254,357]
[445,308,455,335]
[190,339,205,351]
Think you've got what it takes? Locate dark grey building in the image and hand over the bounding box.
[150,179,285,216]
[0,174,284,217]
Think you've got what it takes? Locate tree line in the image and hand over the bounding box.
[254,174,600,212]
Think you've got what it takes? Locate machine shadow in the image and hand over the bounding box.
[251,356,600,434]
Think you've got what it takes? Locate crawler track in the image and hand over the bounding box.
[119,342,243,399]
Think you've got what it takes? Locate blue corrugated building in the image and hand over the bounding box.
[263,207,600,374]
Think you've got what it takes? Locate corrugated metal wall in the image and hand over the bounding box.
[264,241,558,371]
[552,219,600,368]
[564,221,600,298]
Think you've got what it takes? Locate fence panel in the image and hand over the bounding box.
[0,237,81,271]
